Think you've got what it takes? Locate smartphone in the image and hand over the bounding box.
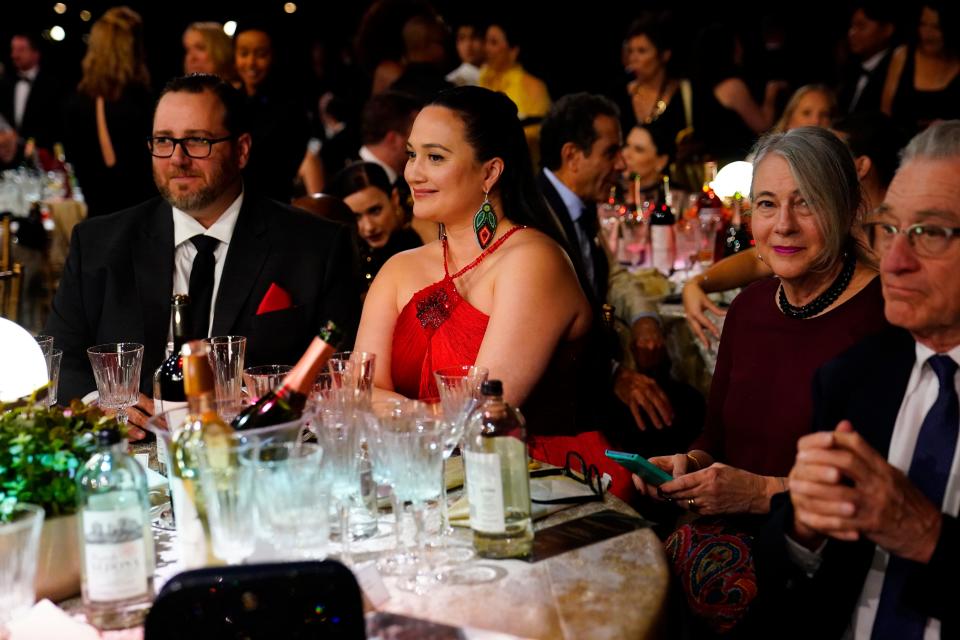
[605,449,673,486]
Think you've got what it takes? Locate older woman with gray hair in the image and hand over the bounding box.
[632,126,890,634]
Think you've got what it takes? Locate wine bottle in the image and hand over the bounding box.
[231,320,343,431]
[76,428,155,629]
[153,294,192,413]
[463,380,533,559]
[169,339,234,568]
[649,175,677,275]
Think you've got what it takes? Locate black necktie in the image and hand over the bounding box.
[575,207,603,299]
[871,355,958,639]
[188,234,219,339]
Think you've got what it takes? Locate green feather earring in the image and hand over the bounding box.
[473,192,497,249]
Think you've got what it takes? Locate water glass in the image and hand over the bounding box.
[244,442,330,560]
[46,348,62,406]
[697,213,722,265]
[328,351,376,409]
[198,443,256,565]
[674,217,702,274]
[619,212,649,267]
[87,343,144,425]
[204,336,246,420]
[243,364,291,402]
[33,335,53,357]
[0,504,45,630]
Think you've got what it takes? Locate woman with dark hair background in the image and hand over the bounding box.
[327,161,422,292]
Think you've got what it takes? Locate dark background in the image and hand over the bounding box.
[1,1,903,105]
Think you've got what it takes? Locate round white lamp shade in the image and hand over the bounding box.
[0,318,49,402]
[711,161,753,200]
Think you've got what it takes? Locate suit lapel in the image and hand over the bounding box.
[132,200,174,357]
[211,194,268,336]
[537,171,597,298]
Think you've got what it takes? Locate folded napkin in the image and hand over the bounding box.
[6,599,100,640]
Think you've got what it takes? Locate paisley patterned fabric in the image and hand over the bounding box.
[665,518,758,634]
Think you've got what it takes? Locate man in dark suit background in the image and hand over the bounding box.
[752,120,960,638]
[45,74,360,433]
[0,32,63,153]
[836,2,896,114]
[537,93,703,453]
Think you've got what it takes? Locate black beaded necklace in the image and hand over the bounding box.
[778,252,856,320]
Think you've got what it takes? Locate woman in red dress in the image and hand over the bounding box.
[354,86,591,410]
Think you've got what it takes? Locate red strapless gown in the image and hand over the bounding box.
[390,226,638,502]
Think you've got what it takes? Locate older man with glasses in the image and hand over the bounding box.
[750,120,960,639]
[45,73,360,435]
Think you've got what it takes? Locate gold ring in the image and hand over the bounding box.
[687,498,696,509]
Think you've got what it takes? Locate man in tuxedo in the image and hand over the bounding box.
[837,2,896,114]
[45,74,360,431]
[752,120,960,638]
[537,93,702,449]
[357,91,422,187]
[0,32,63,152]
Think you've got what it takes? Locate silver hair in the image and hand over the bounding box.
[901,120,960,163]
[750,126,863,272]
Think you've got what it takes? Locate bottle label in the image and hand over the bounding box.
[168,476,210,568]
[82,506,149,602]
[464,450,506,534]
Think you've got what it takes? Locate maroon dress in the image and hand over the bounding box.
[692,275,889,476]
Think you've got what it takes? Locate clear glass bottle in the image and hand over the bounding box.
[76,428,154,629]
[169,340,234,568]
[463,380,533,559]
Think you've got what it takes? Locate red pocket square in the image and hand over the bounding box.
[257,283,293,315]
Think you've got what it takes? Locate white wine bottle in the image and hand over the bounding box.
[463,380,533,559]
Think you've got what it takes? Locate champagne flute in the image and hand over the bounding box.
[87,343,144,425]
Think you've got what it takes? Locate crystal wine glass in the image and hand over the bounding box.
[87,343,144,425]
[433,365,487,538]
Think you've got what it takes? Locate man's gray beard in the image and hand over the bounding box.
[157,182,220,211]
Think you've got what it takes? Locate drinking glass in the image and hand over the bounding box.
[87,343,144,425]
[674,217,702,275]
[380,418,444,594]
[697,213,722,266]
[198,441,257,565]
[328,351,376,409]
[619,212,649,267]
[243,364,291,402]
[433,366,487,538]
[204,336,246,420]
[45,348,62,406]
[244,441,330,560]
[0,504,44,631]
[33,335,53,357]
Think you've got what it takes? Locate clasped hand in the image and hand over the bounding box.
[632,454,772,515]
[789,420,942,563]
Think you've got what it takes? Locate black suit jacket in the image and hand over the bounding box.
[0,67,64,150]
[45,193,361,402]
[837,49,893,114]
[750,327,960,638]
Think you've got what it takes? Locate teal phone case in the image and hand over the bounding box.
[604,449,674,486]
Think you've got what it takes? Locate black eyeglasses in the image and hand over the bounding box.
[146,135,234,159]
[862,221,960,258]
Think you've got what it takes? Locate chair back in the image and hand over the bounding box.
[144,560,366,639]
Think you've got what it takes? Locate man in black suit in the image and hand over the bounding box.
[751,120,960,638]
[0,32,63,153]
[45,74,360,432]
[537,93,702,452]
[836,2,896,114]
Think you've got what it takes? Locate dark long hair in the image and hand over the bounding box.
[327,161,393,200]
[427,86,563,244]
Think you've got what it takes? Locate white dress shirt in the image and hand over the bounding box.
[358,146,397,184]
[14,66,38,128]
[171,192,243,336]
[787,341,960,640]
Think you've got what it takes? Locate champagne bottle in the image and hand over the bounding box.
[231,320,342,431]
[649,175,677,275]
[76,428,155,629]
[169,340,234,568]
[153,294,192,413]
[463,380,533,559]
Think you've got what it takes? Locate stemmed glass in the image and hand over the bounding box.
[328,351,376,409]
[87,343,144,425]
[312,407,366,563]
[378,416,445,595]
[433,365,488,538]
